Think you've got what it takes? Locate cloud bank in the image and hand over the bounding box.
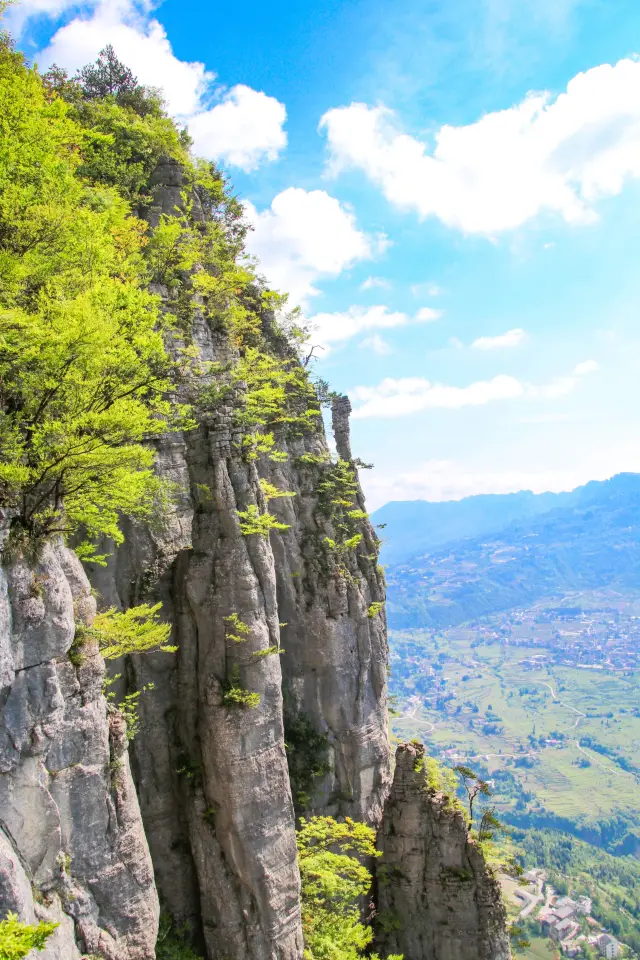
[321,58,640,234]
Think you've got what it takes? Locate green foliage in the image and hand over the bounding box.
[297,817,402,960]
[221,665,260,709]
[367,602,385,619]
[81,603,176,660]
[224,613,250,644]
[284,713,331,812]
[454,765,492,822]
[414,753,460,799]
[0,912,58,959]
[237,504,290,537]
[0,42,189,558]
[259,479,296,501]
[155,914,203,960]
[119,683,155,740]
[512,826,640,954]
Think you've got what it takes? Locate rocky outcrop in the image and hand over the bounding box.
[0,538,159,959]
[376,742,512,960]
[78,155,391,959]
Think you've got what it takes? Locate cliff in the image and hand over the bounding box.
[82,156,391,960]
[0,536,158,959]
[0,43,512,956]
[376,742,512,960]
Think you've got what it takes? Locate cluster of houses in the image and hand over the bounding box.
[537,893,621,957]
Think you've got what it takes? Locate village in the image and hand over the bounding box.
[502,869,628,958]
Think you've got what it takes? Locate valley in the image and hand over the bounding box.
[388,590,640,955]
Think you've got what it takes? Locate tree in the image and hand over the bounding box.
[0,40,190,559]
[297,817,402,960]
[453,765,492,822]
[78,44,137,100]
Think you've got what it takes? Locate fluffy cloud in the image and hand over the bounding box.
[350,360,598,419]
[302,303,441,353]
[411,282,443,297]
[305,305,410,353]
[244,190,383,307]
[528,358,598,398]
[574,359,599,375]
[36,0,286,169]
[350,374,524,419]
[188,86,286,171]
[472,328,527,349]
[320,58,640,234]
[415,306,443,323]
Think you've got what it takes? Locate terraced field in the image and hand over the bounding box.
[389,629,640,841]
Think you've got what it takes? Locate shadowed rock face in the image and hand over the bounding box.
[376,742,512,960]
[0,540,159,960]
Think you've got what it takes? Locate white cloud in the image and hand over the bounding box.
[305,304,413,353]
[350,374,524,419]
[360,333,392,355]
[360,276,391,291]
[320,58,640,234]
[244,189,381,308]
[36,0,286,169]
[472,327,528,349]
[529,358,598,398]
[350,359,599,419]
[415,306,443,323]
[574,359,598,375]
[187,85,286,171]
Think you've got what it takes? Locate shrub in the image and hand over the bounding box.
[0,913,58,959]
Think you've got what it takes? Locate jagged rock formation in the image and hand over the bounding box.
[0,536,159,959]
[0,148,512,960]
[376,742,512,960]
[85,156,391,958]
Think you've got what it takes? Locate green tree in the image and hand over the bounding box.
[0,38,189,559]
[453,765,492,822]
[78,44,138,100]
[297,816,402,960]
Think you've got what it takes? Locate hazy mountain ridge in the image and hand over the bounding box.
[381,473,640,628]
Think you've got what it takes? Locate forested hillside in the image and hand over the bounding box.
[383,473,640,629]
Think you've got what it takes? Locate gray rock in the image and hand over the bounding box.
[0,541,159,959]
[377,742,512,960]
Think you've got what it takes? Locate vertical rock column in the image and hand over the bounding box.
[376,742,512,960]
[168,409,303,960]
[265,394,391,824]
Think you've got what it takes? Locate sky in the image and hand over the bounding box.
[11,0,640,509]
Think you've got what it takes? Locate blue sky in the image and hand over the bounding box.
[12,0,640,507]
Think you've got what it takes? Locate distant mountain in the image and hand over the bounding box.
[381,473,640,629]
[372,489,572,565]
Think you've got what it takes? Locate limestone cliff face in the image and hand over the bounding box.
[86,157,391,959]
[0,152,513,960]
[376,742,512,960]
[0,536,159,959]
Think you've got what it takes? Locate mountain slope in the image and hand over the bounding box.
[372,490,573,565]
[384,473,640,628]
